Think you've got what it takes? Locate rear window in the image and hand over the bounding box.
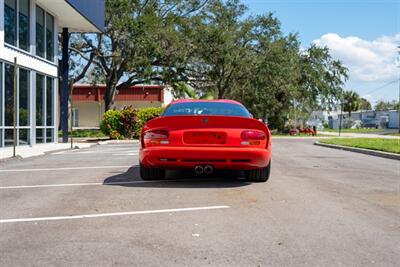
[163,102,252,117]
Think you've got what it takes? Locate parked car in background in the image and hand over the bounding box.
[362,118,379,128]
[139,99,272,182]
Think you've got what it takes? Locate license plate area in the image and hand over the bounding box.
[184,132,226,144]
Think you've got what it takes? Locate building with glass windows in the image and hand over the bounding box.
[0,0,103,148]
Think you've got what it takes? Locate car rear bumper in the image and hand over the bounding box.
[139,146,270,170]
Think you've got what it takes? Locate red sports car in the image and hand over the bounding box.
[139,99,271,182]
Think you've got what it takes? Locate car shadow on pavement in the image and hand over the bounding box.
[103,166,251,188]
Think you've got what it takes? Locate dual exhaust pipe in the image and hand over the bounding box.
[194,165,214,174]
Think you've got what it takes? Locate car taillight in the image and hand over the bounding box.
[143,130,169,146]
[144,130,169,139]
[241,130,266,146]
[241,130,266,140]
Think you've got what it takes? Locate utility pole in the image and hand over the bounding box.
[70,83,74,149]
[397,46,400,133]
[339,99,343,137]
[13,57,17,157]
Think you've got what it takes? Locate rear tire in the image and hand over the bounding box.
[244,161,271,182]
[140,164,166,180]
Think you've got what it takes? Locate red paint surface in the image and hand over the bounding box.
[72,84,163,102]
[139,100,271,170]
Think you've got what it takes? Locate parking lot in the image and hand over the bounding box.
[0,139,399,266]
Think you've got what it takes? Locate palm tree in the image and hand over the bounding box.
[343,90,361,118]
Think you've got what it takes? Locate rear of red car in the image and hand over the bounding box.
[139,100,271,182]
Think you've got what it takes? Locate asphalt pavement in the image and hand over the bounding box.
[0,139,399,267]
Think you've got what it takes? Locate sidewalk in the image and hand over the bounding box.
[318,131,400,139]
[0,142,93,160]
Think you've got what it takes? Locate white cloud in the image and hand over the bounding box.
[313,33,400,82]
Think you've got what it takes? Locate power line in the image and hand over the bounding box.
[364,79,399,95]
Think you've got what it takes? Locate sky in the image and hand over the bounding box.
[242,0,400,104]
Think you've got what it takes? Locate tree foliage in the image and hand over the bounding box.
[69,0,348,130]
[343,90,360,117]
[375,100,399,111]
[359,98,372,110]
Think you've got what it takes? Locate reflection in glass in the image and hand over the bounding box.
[19,68,29,126]
[18,0,30,51]
[5,129,13,147]
[46,128,53,143]
[36,74,44,126]
[36,6,44,57]
[19,129,30,145]
[46,77,53,126]
[46,13,54,61]
[4,0,17,46]
[5,64,14,126]
[36,129,44,143]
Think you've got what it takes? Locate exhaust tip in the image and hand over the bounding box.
[194,165,204,174]
[204,165,214,174]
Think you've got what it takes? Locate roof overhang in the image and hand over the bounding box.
[36,0,104,33]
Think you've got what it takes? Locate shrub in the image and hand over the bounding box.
[120,106,138,139]
[100,107,163,139]
[134,107,164,137]
[100,109,123,138]
[110,130,122,140]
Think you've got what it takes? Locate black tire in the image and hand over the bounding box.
[244,161,271,182]
[140,164,166,180]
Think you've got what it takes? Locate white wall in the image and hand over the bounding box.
[163,86,174,106]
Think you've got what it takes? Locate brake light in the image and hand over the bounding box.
[143,129,169,146]
[144,130,169,139]
[241,130,266,140]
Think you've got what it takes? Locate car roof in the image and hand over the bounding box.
[170,99,243,105]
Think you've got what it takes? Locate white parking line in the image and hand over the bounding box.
[54,150,138,155]
[0,205,230,224]
[0,180,180,189]
[0,165,132,172]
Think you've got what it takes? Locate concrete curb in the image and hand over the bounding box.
[0,143,96,161]
[314,141,400,160]
[97,140,139,145]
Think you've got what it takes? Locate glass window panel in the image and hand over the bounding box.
[46,128,53,143]
[0,130,3,147]
[19,68,29,126]
[5,64,15,126]
[19,129,30,145]
[18,0,30,51]
[36,6,44,57]
[4,0,17,46]
[46,13,54,61]
[36,128,44,143]
[4,129,14,147]
[36,74,44,126]
[46,77,53,126]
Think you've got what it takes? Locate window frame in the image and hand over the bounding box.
[4,0,31,51]
[35,73,55,144]
[0,62,57,147]
[18,0,30,51]
[35,3,55,62]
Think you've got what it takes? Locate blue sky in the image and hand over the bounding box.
[242,0,400,104]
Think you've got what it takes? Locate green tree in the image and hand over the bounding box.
[375,100,399,111]
[69,0,348,131]
[72,0,207,111]
[343,90,360,117]
[359,98,372,110]
[182,0,254,99]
